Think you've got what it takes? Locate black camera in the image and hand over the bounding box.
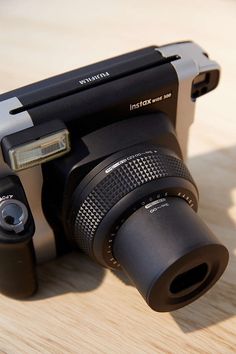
[0,41,228,311]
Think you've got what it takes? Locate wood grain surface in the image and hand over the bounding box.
[0,1,235,353]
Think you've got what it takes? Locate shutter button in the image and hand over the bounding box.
[0,199,28,233]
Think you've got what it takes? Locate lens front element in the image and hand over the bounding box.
[113,197,228,311]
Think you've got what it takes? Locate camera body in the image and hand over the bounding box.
[0,41,228,311]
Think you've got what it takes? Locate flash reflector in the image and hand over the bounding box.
[8,130,70,171]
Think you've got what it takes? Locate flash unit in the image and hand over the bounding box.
[2,120,71,171]
[9,130,70,171]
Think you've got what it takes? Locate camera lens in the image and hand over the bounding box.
[113,197,228,311]
[67,145,229,311]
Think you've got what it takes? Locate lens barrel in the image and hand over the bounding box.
[113,197,228,311]
[67,145,229,312]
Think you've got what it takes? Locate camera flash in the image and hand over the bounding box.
[8,130,70,171]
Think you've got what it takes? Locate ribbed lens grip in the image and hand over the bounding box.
[70,150,195,257]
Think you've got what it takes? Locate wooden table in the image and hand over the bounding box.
[0,1,235,353]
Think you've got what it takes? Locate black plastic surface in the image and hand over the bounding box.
[0,240,37,298]
[113,197,229,311]
[26,62,178,136]
[0,46,159,101]
[0,46,179,137]
[0,176,36,298]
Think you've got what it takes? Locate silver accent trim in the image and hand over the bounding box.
[0,97,56,263]
[0,199,28,233]
[158,42,220,160]
[0,97,33,176]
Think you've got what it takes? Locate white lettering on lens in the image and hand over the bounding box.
[105,151,155,174]
[149,203,169,214]
[145,198,166,209]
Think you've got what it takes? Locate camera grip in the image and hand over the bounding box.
[0,175,37,298]
[0,237,37,298]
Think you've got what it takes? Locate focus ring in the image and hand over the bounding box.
[72,152,195,256]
